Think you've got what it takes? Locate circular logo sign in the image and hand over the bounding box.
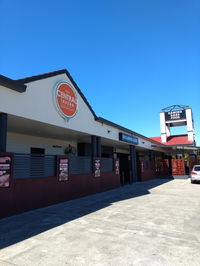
[54,81,78,119]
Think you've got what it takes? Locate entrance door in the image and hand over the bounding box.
[117,153,130,185]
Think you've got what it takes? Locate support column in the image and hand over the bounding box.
[129,145,138,183]
[186,108,195,142]
[0,113,7,152]
[160,111,167,143]
[96,136,101,157]
[149,150,155,167]
[166,125,171,137]
[91,135,97,157]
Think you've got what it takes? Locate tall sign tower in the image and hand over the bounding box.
[160,105,195,144]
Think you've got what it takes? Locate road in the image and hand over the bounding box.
[0,179,200,266]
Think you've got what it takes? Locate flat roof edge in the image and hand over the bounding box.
[97,117,165,146]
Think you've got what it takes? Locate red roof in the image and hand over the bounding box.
[149,135,193,146]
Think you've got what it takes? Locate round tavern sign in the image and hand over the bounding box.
[54,81,78,120]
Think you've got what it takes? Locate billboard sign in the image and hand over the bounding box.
[165,110,186,121]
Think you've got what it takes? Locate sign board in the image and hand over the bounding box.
[54,81,78,120]
[172,159,185,175]
[57,156,69,181]
[119,133,138,145]
[114,159,120,175]
[165,110,186,121]
[94,158,101,177]
[0,156,11,187]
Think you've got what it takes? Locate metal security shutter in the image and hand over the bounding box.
[13,154,56,179]
[14,153,30,179]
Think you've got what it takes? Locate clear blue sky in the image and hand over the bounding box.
[1,0,200,145]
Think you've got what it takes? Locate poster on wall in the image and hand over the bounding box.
[0,156,11,187]
[94,158,101,177]
[172,159,185,175]
[57,157,69,181]
[114,159,120,175]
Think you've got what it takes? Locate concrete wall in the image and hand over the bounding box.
[138,160,156,181]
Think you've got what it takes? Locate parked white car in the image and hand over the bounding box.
[190,165,200,183]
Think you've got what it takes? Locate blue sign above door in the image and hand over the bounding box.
[119,133,138,145]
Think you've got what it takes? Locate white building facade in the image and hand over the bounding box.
[0,69,168,218]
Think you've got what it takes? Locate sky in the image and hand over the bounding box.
[1,0,200,145]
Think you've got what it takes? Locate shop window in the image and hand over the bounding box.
[30,148,45,154]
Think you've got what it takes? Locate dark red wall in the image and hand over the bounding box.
[138,160,156,181]
[141,168,156,181]
[172,159,185,175]
[0,172,120,218]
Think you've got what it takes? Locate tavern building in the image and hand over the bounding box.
[0,70,198,218]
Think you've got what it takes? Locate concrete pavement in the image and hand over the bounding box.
[0,179,200,266]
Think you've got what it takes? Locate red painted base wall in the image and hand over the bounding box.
[0,172,120,219]
[138,160,156,182]
[141,168,156,181]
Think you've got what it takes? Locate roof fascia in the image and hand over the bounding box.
[0,75,26,93]
[97,117,165,146]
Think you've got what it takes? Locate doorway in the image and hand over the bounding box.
[117,153,130,185]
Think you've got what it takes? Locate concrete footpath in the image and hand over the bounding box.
[0,179,200,266]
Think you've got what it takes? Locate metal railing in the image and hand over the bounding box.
[101,157,113,172]
[13,153,114,179]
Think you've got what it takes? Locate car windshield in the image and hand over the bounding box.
[194,166,200,171]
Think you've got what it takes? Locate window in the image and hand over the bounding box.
[30,148,45,154]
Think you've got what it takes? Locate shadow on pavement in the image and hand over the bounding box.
[0,178,172,249]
